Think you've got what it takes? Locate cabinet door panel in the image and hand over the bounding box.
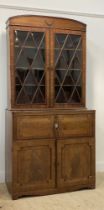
[57,138,92,188]
[13,140,55,190]
[50,29,85,108]
[58,114,94,138]
[12,27,49,108]
[14,114,54,140]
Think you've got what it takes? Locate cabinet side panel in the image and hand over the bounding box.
[5,110,13,194]
[7,28,11,109]
[89,111,96,188]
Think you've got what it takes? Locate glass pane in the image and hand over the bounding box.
[14,30,46,104]
[54,33,82,104]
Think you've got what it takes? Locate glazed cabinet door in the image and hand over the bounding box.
[10,27,50,108]
[57,138,94,188]
[50,29,86,108]
[13,140,55,192]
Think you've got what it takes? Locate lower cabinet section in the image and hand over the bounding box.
[5,109,95,199]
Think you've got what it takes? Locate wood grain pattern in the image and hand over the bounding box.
[13,140,55,191]
[5,109,95,199]
[57,138,91,188]
[14,115,54,140]
[58,113,94,138]
[5,110,13,194]
[6,15,86,31]
[5,15,95,199]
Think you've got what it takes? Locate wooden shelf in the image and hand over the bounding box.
[15,45,45,49]
[16,67,44,70]
[55,48,82,51]
[55,85,81,87]
[56,68,81,71]
[16,84,45,86]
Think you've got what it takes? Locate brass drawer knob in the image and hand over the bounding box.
[54,123,58,129]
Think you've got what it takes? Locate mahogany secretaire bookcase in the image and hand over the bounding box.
[5,15,95,199]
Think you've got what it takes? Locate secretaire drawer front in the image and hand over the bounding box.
[14,115,54,140]
[58,114,94,138]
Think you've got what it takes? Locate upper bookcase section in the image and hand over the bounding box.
[6,15,86,109]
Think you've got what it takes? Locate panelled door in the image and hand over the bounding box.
[13,140,56,191]
[50,29,86,108]
[57,138,90,188]
[11,26,50,108]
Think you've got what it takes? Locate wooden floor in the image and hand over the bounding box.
[0,173,104,210]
